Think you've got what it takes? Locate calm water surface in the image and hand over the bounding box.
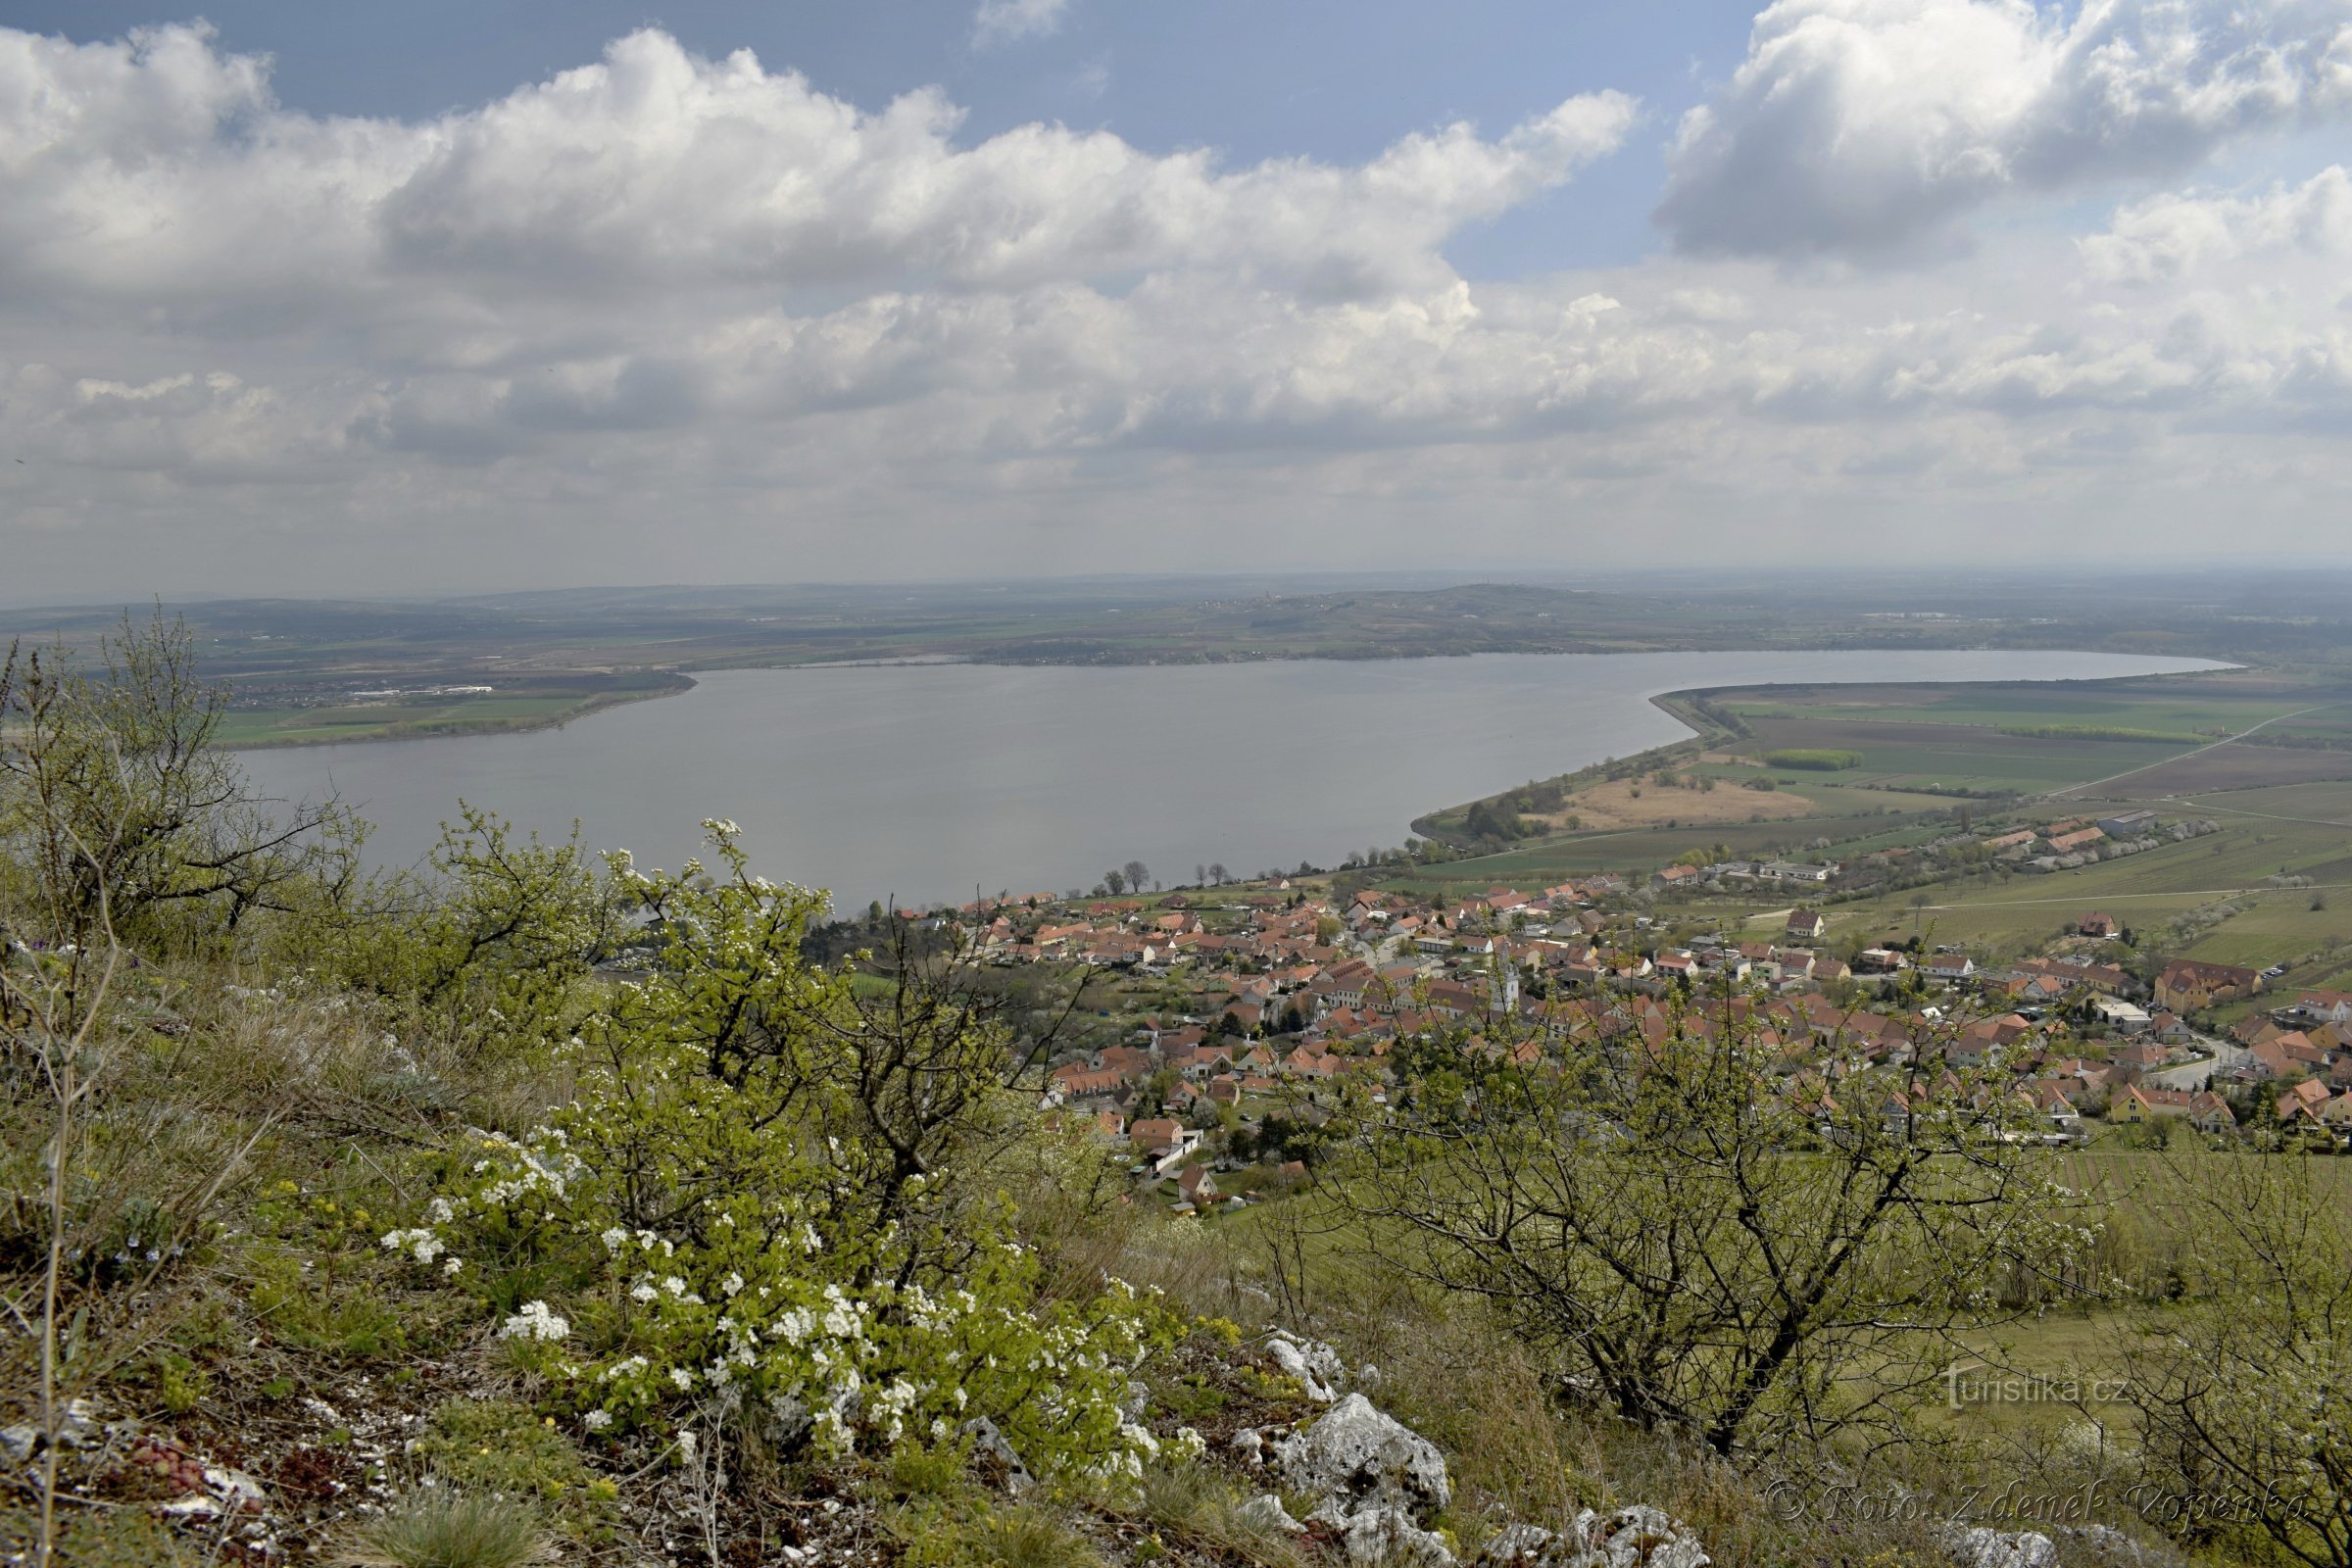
[238,652,2226,906]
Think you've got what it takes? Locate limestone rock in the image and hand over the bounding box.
[1267,1333,1346,1402]
[1481,1523,1557,1565]
[1946,1527,2060,1568]
[1235,1494,1307,1536]
[1555,1505,1710,1568]
[1274,1393,1450,1521]
[959,1417,1033,1496]
[1317,1503,1456,1568]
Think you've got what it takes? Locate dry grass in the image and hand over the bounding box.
[1527,776,1814,832]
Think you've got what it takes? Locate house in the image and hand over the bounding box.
[1130,1118,1202,1177]
[2044,828,2107,855]
[2278,1077,2334,1126]
[2156,959,2264,1013]
[2289,989,2352,1026]
[1176,1165,1219,1206]
[1923,954,1977,982]
[2078,912,2117,939]
[2091,998,2153,1035]
[2186,1092,2237,1136]
[1757,860,1838,885]
[1786,908,1827,941]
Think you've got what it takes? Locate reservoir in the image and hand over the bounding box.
[238,650,2227,907]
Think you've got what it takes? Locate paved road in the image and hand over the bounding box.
[2145,1039,2246,1091]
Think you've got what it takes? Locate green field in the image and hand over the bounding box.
[1408,664,2352,977]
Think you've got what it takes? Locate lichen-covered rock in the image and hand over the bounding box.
[1274,1393,1450,1521]
[2058,1524,2171,1567]
[1945,1527,2059,1568]
[1267,1333,1347,1402]
[959,1416,1033,1496]
[1481,1523,1557,1565]
[1555,1505,1710,1568]
[1319,1502,1457,1568]
[1235,1494,1308,1536]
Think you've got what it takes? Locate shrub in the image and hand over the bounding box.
[1995,724,2203,743]
[1760,749,1863,771]
[387,823,1186,1481]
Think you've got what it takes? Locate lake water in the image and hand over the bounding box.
[237,651,2226,907]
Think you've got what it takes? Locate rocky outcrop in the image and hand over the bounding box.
[1325,1503,1455,1567]
[1266,1332,1348,1403]
[1274,1393,1451,1520]
[1481,1507,1710,1568]
[1946,1526,2059,1568]
[1235,1494,1308,1536]
[1273,1393,1456,1567]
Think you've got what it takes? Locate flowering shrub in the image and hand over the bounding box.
[390,824,1180,1480]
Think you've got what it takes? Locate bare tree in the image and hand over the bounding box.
[1122,860,1150,897]
[2126,1151,2352,1567]
[1329,993,2082,1459]
[0,614,352,955]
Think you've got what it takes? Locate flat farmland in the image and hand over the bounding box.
[2115,742,2352,794]
[1740,716,2194,794]
[2183,778,2352,825]
[1718,674,2291,735]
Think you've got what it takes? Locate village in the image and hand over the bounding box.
[932,824,2352,1216]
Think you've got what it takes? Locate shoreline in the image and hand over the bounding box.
[224,649,2237,755]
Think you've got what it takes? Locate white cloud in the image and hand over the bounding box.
[1658,0,2352,258]
[1,19,2351,595]
[0,25,1634,317]
[2082,163,2352,278]
[972,0,1074,49]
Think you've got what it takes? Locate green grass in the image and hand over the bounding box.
[332,1491,551,1568]
[1717,677,2313,736]
[219,693,630,748]
[1805,809,2352,964]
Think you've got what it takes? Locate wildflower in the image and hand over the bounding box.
[501,1300,570,1342]
[583,1410,612,1432]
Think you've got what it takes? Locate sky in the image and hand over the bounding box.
[3,0,2350,600]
